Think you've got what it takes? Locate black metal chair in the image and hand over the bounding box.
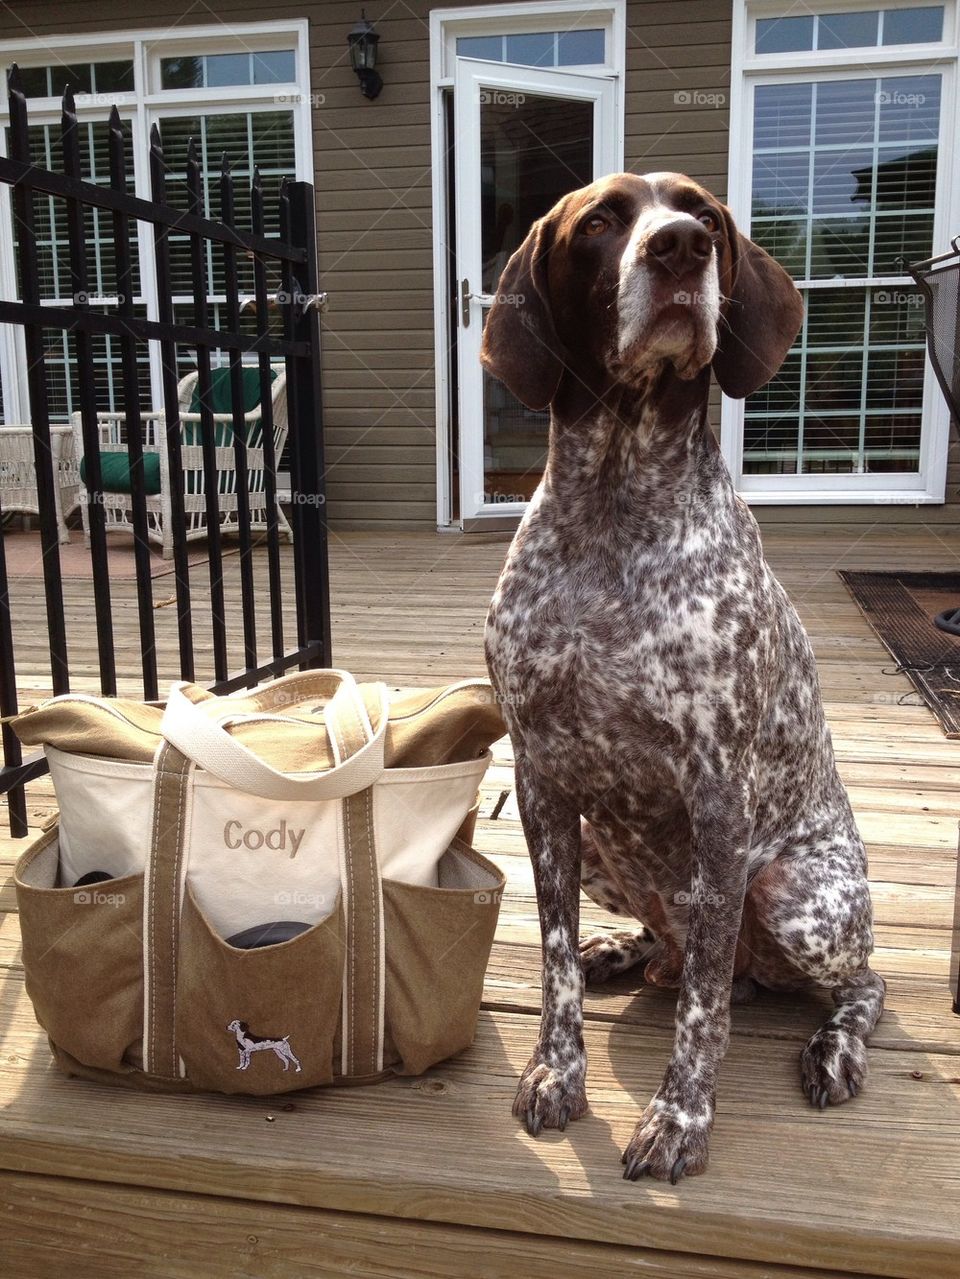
[905,238,960,635]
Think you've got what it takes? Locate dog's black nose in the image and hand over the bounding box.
[647,220,713,275]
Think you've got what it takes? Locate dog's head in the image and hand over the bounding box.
[480,172,804,410]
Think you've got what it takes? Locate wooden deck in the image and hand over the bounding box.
[1,525,959,1278]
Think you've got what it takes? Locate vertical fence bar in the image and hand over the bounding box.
[219,156,257,680]
[186,137,228,684]
[251,168,284,662]
[108,107,158,699]
[7,68,69,695]
[62,88,117,695]
[283,181,331,667]
[149,123,194,682]
[0,489,27,835]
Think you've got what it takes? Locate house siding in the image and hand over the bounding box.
[2,1,957,528]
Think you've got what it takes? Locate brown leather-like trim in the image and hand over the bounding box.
[145,743,192,1080]
[327,698,384,1079]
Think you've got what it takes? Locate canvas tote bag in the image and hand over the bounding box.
[13,670,506,1094]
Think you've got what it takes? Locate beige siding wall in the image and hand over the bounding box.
[3,1,957,527]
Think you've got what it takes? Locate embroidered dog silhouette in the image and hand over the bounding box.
[227,1019,302,1073]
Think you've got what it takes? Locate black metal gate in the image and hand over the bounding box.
[0,69,331,836]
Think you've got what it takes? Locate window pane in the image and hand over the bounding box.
[801,416,861,471]
[863,414,922,469]
[18,66,50,97]
[505,32,555,66]
[50,63,92,95]
[752,220,808,277]
[457,35,503,60]
[742,416,800,473]
[814,78,877,146]
[756,16,814,53]
[253,50,296,84]
[93,60,134,92]
[882,5,944,44]
[816,11,879,48]
[205,53,251,88]
[557,29,605,64]
[877,74,940,143]
[753,151,810,218]
[754,83,813,149]
[158,109,295,298]
[161,56,203,89]
[807,288,866,346]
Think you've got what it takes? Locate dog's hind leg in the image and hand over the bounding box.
[579,818,658,985]
[748,820,884,1106]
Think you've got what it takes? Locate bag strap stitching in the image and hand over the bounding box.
[328,709,354,1075]
[363,785,379,1071]
[147,754,163,1074]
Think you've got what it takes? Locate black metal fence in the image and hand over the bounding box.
[0,68,331,836]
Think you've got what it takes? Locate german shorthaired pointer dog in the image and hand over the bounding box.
[481,173,884,1183]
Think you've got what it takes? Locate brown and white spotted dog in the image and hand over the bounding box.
[481,172,885,1184]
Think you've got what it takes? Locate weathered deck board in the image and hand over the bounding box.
[1,526,959,1279]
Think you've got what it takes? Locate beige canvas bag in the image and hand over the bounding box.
[13,670,506,1094]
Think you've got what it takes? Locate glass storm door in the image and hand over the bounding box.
[454,59,617,522]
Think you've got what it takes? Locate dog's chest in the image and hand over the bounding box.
[485,526,757,790]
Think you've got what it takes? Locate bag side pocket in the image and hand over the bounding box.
[382,839,504,1076]
[15,829,144,1075]
[175,884,344,1094]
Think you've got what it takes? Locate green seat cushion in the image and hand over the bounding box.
[80,450,162,496]
[185,366,277,447]
[183,366,278,497]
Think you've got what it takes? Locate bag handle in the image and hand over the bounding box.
[159,672,388,800]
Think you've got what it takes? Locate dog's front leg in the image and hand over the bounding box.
[623,784,751,1182]
[513,756,588,1136]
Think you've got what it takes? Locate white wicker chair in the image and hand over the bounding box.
[74,365,293,560]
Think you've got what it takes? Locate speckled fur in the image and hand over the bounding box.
[481,174,884,1183]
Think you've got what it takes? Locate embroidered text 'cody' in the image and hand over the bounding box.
[223,819,305,858]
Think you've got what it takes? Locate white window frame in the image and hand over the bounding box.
[724,0,959,504]
[429,0,626,527]
[0,20,313,427]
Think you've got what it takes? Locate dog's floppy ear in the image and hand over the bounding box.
[480,214,565,411]
[711,205,804,400]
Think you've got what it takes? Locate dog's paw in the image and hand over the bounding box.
[513,1055,588,1136]
[621,1098,711,1183]
[801,1026,867,1107]
[579,929,650,986]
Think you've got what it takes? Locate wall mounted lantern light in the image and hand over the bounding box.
[347,13,382,100]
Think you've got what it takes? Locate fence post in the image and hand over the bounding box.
[285,181,331,667]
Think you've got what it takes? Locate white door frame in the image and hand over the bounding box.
[429,0,626,527]
[455,58,618,523]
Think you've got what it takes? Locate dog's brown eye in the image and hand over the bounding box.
[582,215,609,237]
[698,211,719,234]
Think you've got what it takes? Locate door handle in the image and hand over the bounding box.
[460,280,497,327]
